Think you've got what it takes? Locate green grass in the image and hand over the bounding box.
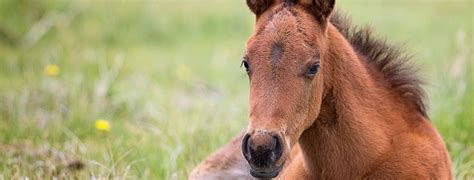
[0,0,472,179]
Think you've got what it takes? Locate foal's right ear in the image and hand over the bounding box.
[247,0,274,16]
[299,0,335,24]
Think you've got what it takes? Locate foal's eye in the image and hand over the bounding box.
[306,63,320,76]
[241,60,250,73]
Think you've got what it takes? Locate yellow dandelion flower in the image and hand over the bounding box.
[95,119,111,132]
[44,64,60,76]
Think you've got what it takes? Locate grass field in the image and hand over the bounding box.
[0,0,472,179]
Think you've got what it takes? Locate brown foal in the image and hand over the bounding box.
[190,0,452,179]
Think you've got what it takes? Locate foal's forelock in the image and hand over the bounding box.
[267,10,293,73]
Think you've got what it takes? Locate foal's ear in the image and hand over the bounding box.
[299,0,335,24]
[247,0,274,16]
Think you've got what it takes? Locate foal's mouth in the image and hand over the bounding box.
[249,162,284,179]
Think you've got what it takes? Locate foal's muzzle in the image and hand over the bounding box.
[242,132,284,178]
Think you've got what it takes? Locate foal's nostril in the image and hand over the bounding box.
[242,133,252,161]
[271,134,283,162]
[269,135,277,150]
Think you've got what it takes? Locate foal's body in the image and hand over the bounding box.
[191,24,452,180]
[191,1,451,179]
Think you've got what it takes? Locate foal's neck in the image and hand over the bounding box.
[298,24,414,178]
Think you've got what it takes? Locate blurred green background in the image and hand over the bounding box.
[0,0,472,179]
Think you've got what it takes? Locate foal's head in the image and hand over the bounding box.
[241,0,335,178]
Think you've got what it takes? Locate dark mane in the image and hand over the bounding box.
[330,12,427,117]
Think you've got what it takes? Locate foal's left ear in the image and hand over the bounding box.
[247,0,274,17]
[298,0,335,25]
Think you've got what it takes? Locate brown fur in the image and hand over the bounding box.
[190,0,451,179]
